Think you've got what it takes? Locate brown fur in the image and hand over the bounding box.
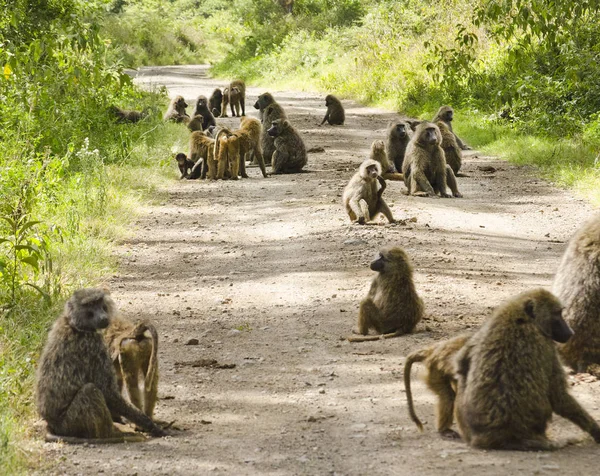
[109,106,147,123]
[370,140,403,181]
[213,128,242,180]
[348,247,423,342]
[220,80,246,117]
[188,131,216,180]
[432,105,470,150]
[553,213,600,376]
[320,94,345,125]
[402,122,462,198]
[454,288,600,451]
[436,120,462,175]
[189,95,216,131]
[36,289,164,444]
[385,120,413,172]
[254,93,288,164]
[209,88,223,117]
[163,95,189,123]
[267,119,307,174]
[235,117,268,178]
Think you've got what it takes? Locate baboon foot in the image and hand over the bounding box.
[453,192,463,198]
[439,429,461,440]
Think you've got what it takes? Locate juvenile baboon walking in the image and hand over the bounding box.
[320,94,345,125]
[432,105,471,150]
[369,140,403,181]
[267,119,307,174]
[553,213,600,376]
[454,288,600,451]
[348,247,423,342]
[385,121,413,172]
[163,95,189,123]
[36,289,165,443]
[254,92,287,163]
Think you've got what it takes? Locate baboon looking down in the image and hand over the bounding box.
[320,94,345,125]
[267,119,307,174]
[454,288,600,451]
[385,120,413,172]
[348,247,423,342]
[36,289,165,443]
[369,140,403,181]
[175,152,195,179]
[163,95,189,123]
[432,105,471,150]
[553,213,600,376]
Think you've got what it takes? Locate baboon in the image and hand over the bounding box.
[402,122,462,198]
[267,119,307,174]
[220,80,246,117]
[175,152,195,179]
[163,95,189,123]
[214,128,243,179]
[404,334,471,438]
[36,289,165,443]
[109,106,148,123]
[370,140,403,181]
[104,317,159,418]
[436,120,462,175]
[236,116,268,178]
[385,120,413,172]
[553,213,600,376]
[432,105,471,150]
[209,88,223,117]
[342,159,394,226]
[454,288,600,451]
[348,247,423,342]
[188,131,216,180]
[189,95,216,132]
[254,93,288,164]
[320,94,345,126]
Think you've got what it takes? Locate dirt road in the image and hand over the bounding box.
[44,65,599,475]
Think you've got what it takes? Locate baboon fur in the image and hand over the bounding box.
[267,119,307,174]
[342,159,394,225]
[348,247,423,342]
[436,120,462,175]
[209,88,223,117]
[189,95,216,132]
[454,288,600,451]
[213,128,243,180]
[320,94,345,126]
[36,288,164,443]
[402,122,462,198]
[188,131,216,180]
[432,105,471,150]
[385,120,413,172]
[221,80,246,117]
[236,116,268,178]
[109,106,147,123]
[404,334,471,438]
[254,93,287,164]
[104,317,159,419]
[163,95,189,123]
[370,140,403,181]
[553,213,600,376]
[175,152,195,179]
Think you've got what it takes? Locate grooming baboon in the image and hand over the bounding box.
[267,119,307,174]
[175,152,195,179]
[402,122,462,198]
[454,288,600,451]
[348,247,423,342]
[220,80,246,117]
[109,106,148,123]
[36,289,165,443]
[236,116,268,178]
[432,105,471,150]
[189,95,217,132]
[436,120,463,175]
[370,140,403,181]
[385,120,413,172]
[320,94,345,126]
[404,334,471,438]
[342,159,394,225]
[104,317,159,418]
[163,95,189,123]
[254,93,288,163]
[553,213,600,376]
[209,88,223,117]
[213,128,243,179]
[188,131,216,180]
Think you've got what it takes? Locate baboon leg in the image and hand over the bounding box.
[433,171,451,198]
[445,165,463,198]
[411,171,435,196]
[201,158,208,179]
[272,150,289,174]
[357,298,384,335]
[141,358,158,419]
[254,147,268,178]
[230,151,240,180]
[217,156,228,180]
[358,199,371,223]
[551,388,600,440]
[377,199,395,224]
[241,97,245,116]
[120,355,143,412]
[239,152,249,179]
[497,437,560,452]
[434,382,457,438]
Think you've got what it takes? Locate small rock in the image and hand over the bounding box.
[185,338,199,346]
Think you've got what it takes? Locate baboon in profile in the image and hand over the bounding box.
[189,95,217,132]
[342,159,394,226]
[436,120,462,175]
[175,152,195,179]
[221,80,246,117]
[109,106,148,123]
[36,289,165,443]
[454,288,600,451]
[402,122,462,198]
[105,317,159,418]
[236,116,268,178]
[404,334,471,438]
[254,93,288,163]
[188,131,215,180]
[385,120,413,172]
[348,247,423,342]
[209,88,223,117]
[163,95,189,123]
[432,105,471,150]
[553,213,600,376]
[370,140,403,181]
[320,94,345,125]
[267,119,307,174]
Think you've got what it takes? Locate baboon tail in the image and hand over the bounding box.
[404,350,428,431]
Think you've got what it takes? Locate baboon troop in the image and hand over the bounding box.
[348,247,423,342]
[320,94,345,126]
[369,140,403,181]
[385,120,413,172]
[36,289,165,443]
[454,288,600,451]
[553,213,600,376]
[163,95,189,123]
[267,118,307,174]
[432,105,471,151]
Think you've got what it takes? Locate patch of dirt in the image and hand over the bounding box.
[40,65,599,475]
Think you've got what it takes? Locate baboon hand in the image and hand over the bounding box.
[357,217,366,225]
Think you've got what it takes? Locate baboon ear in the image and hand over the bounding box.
[524,300,535,319]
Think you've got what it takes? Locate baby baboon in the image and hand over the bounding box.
[190,95,216,132]
[404,334,471,438]
[105,317,159,418]
[163,95,189,123]
[342,159,394,225]
[236,116,268,178]
[370,140,403,181]
[267,119,307,174]
[221,80,246,117]
[109,106,148,123]
[36,289,165,443]
[209,88,223,117]
[188,131,215,179]
[436,120,462,175]
[402,122,462,198]
[432,105,471,150]
[385,120,413,172]
[254,93,288,164]
[348,247,423,342]
[175,152,195,179]
[553,213,600,376]
[454,288,600,451]
[320,94,345,126]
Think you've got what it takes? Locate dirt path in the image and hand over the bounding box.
[45,65,599,475]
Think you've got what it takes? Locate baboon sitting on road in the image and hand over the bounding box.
[385,120,413,172]
[188,95,216,132]
[436,120,462,176]
[320,94,345,125]
[370,140,403,181]
[209,88,223,117]
[432,105,471,150]
[254,92,287,164]
[267,119,307,174]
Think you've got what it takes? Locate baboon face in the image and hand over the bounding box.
[415,123,441,147]
[440,107,453,122]
[196,96,208,108]
[394,122,408,138]
[254,93,274,110]
[267,119,287,137]
[325,95,333,106]
[523,294,573,343]
[370,248,408,272]
[67,289,113,332]
[175,153,188,166]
